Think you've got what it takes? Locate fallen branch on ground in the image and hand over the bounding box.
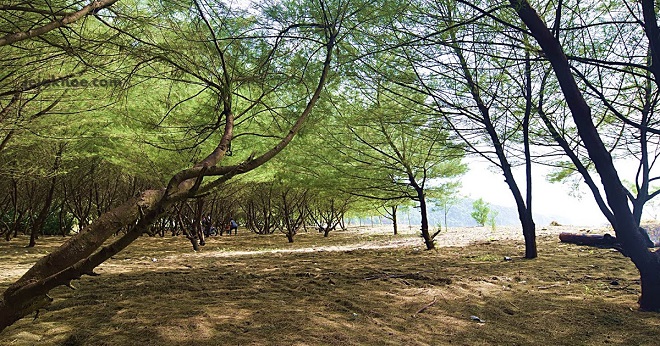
[416,297,437,314]
[537,284,563,290]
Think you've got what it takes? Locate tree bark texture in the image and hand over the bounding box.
[510,0,660,311]
[0,19,337,330]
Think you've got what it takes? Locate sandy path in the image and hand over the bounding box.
[0,224,604,283]
[177,224,601,260]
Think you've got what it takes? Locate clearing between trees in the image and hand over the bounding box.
[1,225,659,345]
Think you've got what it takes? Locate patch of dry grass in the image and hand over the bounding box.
[1,227,659,345]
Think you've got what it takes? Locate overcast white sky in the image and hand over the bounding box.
[459,159,642,227]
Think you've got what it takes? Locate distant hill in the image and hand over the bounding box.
[353,198,582,228]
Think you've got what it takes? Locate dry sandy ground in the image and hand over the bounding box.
[6,222,657,346]
[0,223,609,284]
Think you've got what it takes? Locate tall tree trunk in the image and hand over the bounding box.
[7,179,19,241]
[521,212,536,259]
[511,0,660,310]
[443,202,448,232]
[28,146,63,247]
[59,193,69,237]
[193,198,205,246]
[406,209,410,228]
[450,26,537,258]
[415,187,434,250]
[28,184,54,247]
[522,47,537,259]
[392,206,398,235]
[11,211,22,240]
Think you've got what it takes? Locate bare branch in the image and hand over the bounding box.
[0,0,120,47]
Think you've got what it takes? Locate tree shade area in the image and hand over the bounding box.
[1,0,660,339]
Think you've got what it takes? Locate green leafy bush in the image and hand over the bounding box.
[471,198,490,226]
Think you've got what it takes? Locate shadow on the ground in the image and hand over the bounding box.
[1,233,659,345]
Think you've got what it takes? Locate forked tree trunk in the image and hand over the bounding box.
[450,25,537,258]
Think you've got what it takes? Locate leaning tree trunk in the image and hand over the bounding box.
[511,0,660,310]
[0,19,337,332]
[0,190,161,331]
